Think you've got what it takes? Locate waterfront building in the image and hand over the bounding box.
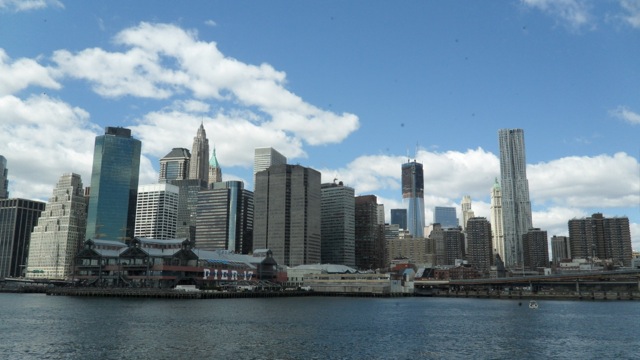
[0,155,8,199]
[86,127,141,242]
[207,147,223,188]
[159,148,190,183]
[188,123,210,186]
[26,173,87,280]
[390,209,407,230]
[355,195,386,270]
[196,181,254,254]
[253,164,321,267]
[401,160,425,238]
[490,178,505,260]
[568,213,632,267]
[320,181,355,267]
[0,198,45,278]
[386,235,434,267]
[434,206,458,229]
[466,217,493,275]
[430,224,465,266]
[498,128,533,268]
[551,235,571,264]
[134,183,179,240]
[253,147,286,188]
[522,228,549,270]
[461,196,475,230]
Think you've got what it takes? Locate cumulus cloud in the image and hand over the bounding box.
[52,22,359,146]
[0,49,60,96]
[610,105,640,125]
[522,0,593,30]
[0,0,63,12]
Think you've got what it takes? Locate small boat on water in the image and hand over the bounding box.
[529,300,539,309]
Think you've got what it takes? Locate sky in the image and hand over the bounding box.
[1,1,639,251]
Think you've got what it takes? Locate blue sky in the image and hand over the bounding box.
[1,1,639,250]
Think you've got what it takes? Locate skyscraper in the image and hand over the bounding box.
[402,160,425,238]
[196,181,254,253]
[159,148,190,183]
[253,164,321,267]
[0,155,8,199]
[207,147,222,188]
[321,181,355,267]
[522,228,549,270]
[26,173,87,280]
[134,183,179,240]
[568,213,632,267]
[434,206,458,229]
[355,195,386,270]
[460,195,475,230]
[551,235,571,264]
[390,209,407,230]
[86,127,141,242]
[253,147,286,188]
[490,178,505,259]
[0,198,45,278]
[466,217,493,275]
[189,123,210,187]
[498,128,533,268]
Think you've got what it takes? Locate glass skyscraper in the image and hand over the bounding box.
[390,209,407,230]
[86,127,141,242]
[434,206,458,229]
[0,155,8,199]
[498,128,532,268]
[402,160,425,238]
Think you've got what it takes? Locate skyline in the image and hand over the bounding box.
[0,1,638,250]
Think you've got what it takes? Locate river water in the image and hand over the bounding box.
[0,294,637,359]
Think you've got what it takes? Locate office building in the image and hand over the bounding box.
[196,181,254,253]
[134,183,179,240]
[522,228,549,270]
[461,195,475,230]
[568,213,632,267]
[253,147,286,188]
[207,147,223,188]
[390,209,407,230]
[355,195,386,270]
[434,206,458,229]
[498,128,533,267]
[159,148,190,183]
[0,198,45,278]
[551,235,571,264]
[430,224,465,266]
[466,217,493,275]
[86,127,141,242]
[490,178,505,260]
[253,164,321,267]
[320,181,355,267]
[26,173,87,280]
[402,160,425,238]
[189,123,210,186]
[0,155,8,199]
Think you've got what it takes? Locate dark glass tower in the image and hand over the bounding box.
[401,160,425,238]
[86,127,141,242]
[390,209,407,230]
[0,198,45,278]
[0,156,8,199]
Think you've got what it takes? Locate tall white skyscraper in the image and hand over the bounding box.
[498,128,533,268]
[134,183,179,240]
[461,195,475,230]
[490,178,505,260]
[26,173,87,280]
[253,147,286,188]
[189,123,210,186]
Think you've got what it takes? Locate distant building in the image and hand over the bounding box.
[196,181,254,254]
[386,235,434,267]
[159,148,190,183]
[460,196,475,230]
[434,206,458,229]
[253,164,321,267]
[253,147,286,188]
[0,198,46,278]
[207,147,223,188]
[320,181,355,267]
[522,228,549,270]
[551,235,571,264]
[498,128,533,267]
[134,183,179,240]
[490,178,505,261]
[188,123,210,186]
[355,195,385,270]
[402,160,425,238]
[466,217,493,275]
[430,224,464,266]
[390,209,407,230]
[26,173,87,280]
[568,213,632,267]
[0,155,8,199]
[86,127,141,242]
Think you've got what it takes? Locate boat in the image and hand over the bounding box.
[529,300,539,309]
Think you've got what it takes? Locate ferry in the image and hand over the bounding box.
[529,300,539,309]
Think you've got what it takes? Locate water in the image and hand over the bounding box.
[0,294,637,359]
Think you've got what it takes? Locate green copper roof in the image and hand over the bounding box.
[209,147,220,167]
[493,177,500,189]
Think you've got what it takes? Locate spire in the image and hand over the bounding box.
[209,146,220,168]
[208,145,222,186]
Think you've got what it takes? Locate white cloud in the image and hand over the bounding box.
[0,0,63,12]
[610,105,640,125]
[522,0,593,30]
[0,49,60,96]
[204,19,217,27]
[619,0,640,28]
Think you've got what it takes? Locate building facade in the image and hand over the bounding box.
[0,199,45,278]
[26,173,87,280]
[159,148,190,183]
[86,127,141,242]
[430,224,465,266]
[196,181,254,254]
[522,228,549,270]
[320,182,355,267]
[490,178,505,260]
[207,147,223,188]
[434,206,458,229]
[401,160,425,238]
[134,183,179,240]
[253,164,321,267]
[0,155,8,199]
[253,147,286,188]
[390,209,407,230]
[188,123,210,186]
[355,195,386,270]
[498,128,533,268]
[466,217,493,275]
[460,195,475,230]
[568,213,632,267]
